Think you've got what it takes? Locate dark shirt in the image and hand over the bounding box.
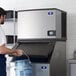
[0,55,6,76]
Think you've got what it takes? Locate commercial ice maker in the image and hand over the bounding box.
[12,8,67,76]
[17,8,66,39]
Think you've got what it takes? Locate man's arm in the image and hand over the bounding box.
[0,44,23,56]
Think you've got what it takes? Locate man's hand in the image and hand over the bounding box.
[0,44,23,56]
[12,49,23,56]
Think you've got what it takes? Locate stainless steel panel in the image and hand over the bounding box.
[32,63,50,76]
[50,41,66,76]
[56,10,61,38]
[18,10,58,39]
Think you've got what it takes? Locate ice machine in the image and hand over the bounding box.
[12,8,67,76]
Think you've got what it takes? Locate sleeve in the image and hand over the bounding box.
[0,31,6,46]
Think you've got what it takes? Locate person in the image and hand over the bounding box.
[0,7,23,76]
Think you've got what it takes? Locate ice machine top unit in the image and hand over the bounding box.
[17,8,66,40]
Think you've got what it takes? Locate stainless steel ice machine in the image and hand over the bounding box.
[12,8,67,76]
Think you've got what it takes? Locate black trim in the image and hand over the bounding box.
[6,35,17,44]
[17,38,66,43]
[5,10,17,19]
[61,11,67,39]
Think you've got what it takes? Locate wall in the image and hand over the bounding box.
[0,0,76,59]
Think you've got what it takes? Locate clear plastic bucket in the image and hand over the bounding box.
[15,59,32,76]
